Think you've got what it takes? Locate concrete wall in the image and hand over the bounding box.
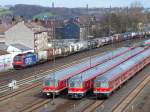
[5,22,34,49]
[0,53,15,72]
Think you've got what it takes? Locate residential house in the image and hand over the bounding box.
[5,21,48,52]
[0,23,12,44]
[33,20,64,41]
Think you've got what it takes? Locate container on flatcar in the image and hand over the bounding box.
[37,48,53,62]
[94,38,104,47]
[37,51,48,62]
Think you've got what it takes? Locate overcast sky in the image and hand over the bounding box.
[0,0,150,8]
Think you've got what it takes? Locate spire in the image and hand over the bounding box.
[86,4,88,13]
[52,2,54,8]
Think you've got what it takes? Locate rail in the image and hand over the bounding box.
[112,74,150,112]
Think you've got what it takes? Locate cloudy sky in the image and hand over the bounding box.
[0,0,150,8]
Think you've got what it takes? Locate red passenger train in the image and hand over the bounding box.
[42,47,130,97]
[68,47,147,98]
[93,48,150,98]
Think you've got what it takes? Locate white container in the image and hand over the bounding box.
[37,50,48,61]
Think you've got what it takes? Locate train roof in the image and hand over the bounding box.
[96,48,150,81]
[44,47,129,80]
[15,52,35,56]
[68,47,144,82]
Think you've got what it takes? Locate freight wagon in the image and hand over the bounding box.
[93,48,150,98]
[68,47,147,99]
[42,47,130,97]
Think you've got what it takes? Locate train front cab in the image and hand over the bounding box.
[13,54,24,69]
[42,78,59,97]
[68,81,85,99]
[93,78,111,99]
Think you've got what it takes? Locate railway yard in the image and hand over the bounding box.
[0,38,150,112]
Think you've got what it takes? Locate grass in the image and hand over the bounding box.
[33,12,55,20]
[0,8,12,16]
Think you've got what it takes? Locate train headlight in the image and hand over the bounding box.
[47,93,50,96]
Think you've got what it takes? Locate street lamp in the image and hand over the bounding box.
[51,41,56,105]
[86,4,92,68]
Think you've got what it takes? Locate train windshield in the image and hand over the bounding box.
[14,56,22,61]
[69,81,82,88]
[95,81,108,88]
[44,79,58,86]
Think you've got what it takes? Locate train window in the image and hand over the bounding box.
[44,79,58,86]
[94,82,101,87]
[69,82,75,87]
[100,81,108,88]
[50,80,58,86]
[69,81,82,88]
[14,56,22,61]
[44,80,50,86]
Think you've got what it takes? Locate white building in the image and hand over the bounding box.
[5,21,49,52]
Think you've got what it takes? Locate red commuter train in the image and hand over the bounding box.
[68,47,147,98]
[42,47,130,97]
[93,48,150,98]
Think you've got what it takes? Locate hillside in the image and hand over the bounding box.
[8,4,88,19]
[0,8,12,16]
[33,12,55,20]
[0,4,106,19]
[10,4,50,19]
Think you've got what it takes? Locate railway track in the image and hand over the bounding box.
[82,100,104,112]
[0,49,105,87]
[0,52,105,94]
[20,99,51,112]
[2,73,148,112]
[0,38,148,112]
[0,38,145,87]
[112,74,150,112]
[0,82,41,103]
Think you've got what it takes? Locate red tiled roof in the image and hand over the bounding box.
[25,22,47,33]
[0,23,13,33]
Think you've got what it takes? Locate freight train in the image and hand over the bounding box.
[42,47,131,97]
[13,31,149,69]
[67,47,147,98]
[93,48,150,98]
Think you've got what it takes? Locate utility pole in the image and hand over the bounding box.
[109,5,111,37]
[86,4,92,68]
[51,16,56,105]
[109,5,114,58]
[126,7,129,32]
